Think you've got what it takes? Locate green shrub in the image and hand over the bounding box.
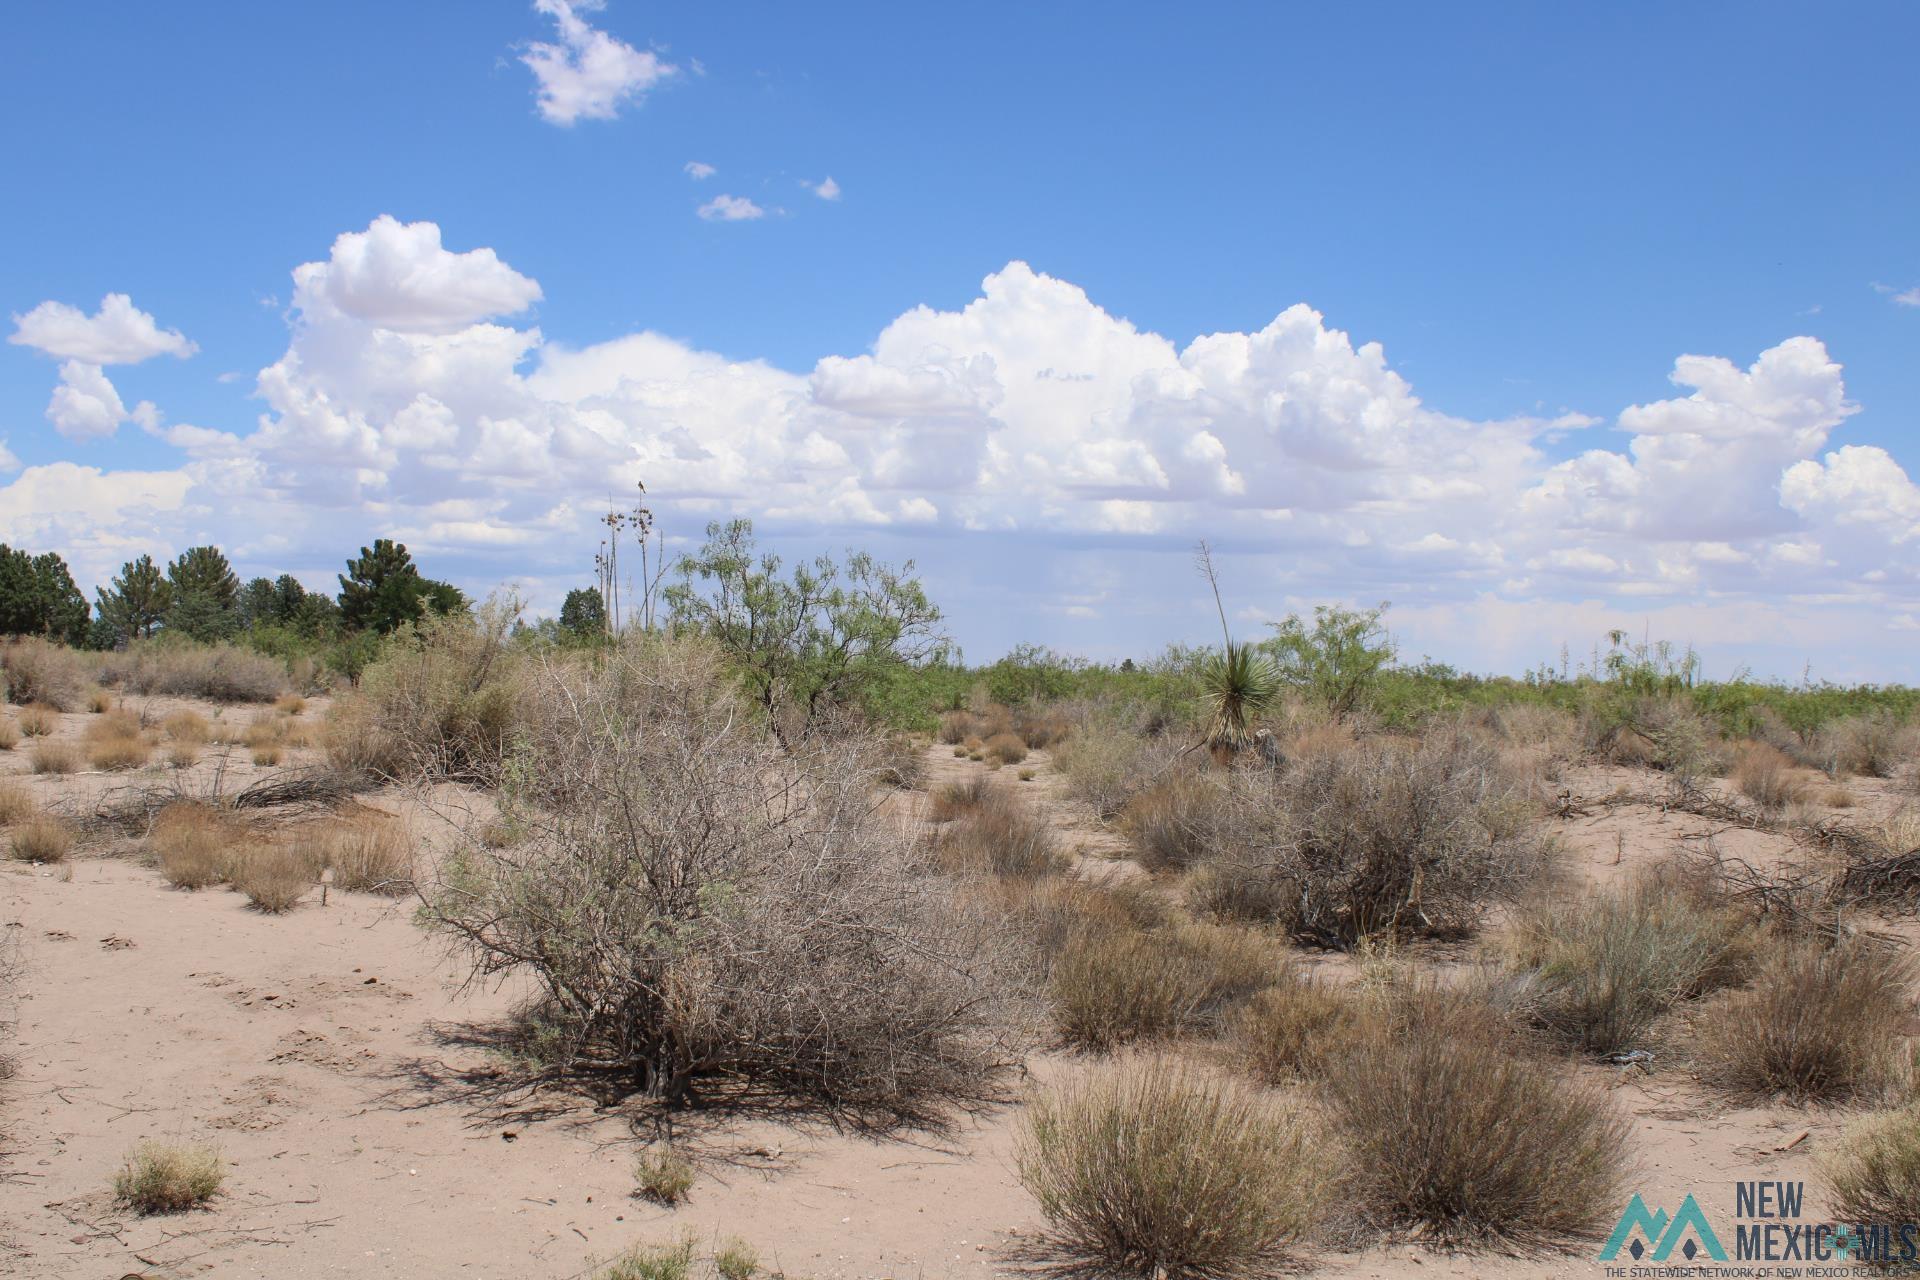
[113,1140,224,1214]
[633,1147,695,1205]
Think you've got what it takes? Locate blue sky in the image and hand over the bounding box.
[3,2,1918,679]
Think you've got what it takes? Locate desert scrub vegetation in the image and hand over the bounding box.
[17,703,56,736]
[9,815,74,862]
[1695,938,1914,1103]
[85,709,152,771]
[0,637,85,710]
[932,783,1064,880]
[151,803,240,889]
[1820,1104,1920,1232]
[287,808,411,894]
[1816,709,1920,779]
[1015,1053,1331,1280]
[108,640,289,703]
[1199,728,1550,947]
[1124,769,1226,873]
[113,1139,224,1214]
[420,635,1029,1123]
[1230,968,1357,1085]
[596,1236,697,1280]
[633,1146,696,1205]
[0,781,34,825]
[0,716,16,751]
[1503,859,1757,1055]
[1731,741,1810,810]
[1324,980,1627,1248]
[325,600,525,784]
[229,843,311,912]
[28,740,79,775]
[1051,918,1279,1050]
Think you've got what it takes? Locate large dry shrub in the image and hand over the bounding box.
[1016,1053,1331,1280]
[230,843,311,912]
[1732,741,1810,810]
[984,732,1029,766]
[1124,770,1225,874]
[1696,939,1913,1103]
[1818,710,1920,779]
[421,635,1030,1123]
[28,740,78,775]
[1505,859,1757,1055]
[325,600,525,785]
[1212,728,1550,947]
[1325,981,1627,1248]
[0,638,85,711]
[117,642,287,703]
[1052,919,1279,1050]
[9,816,73,862]
[933,785,1064,880]
[0,782,34,825]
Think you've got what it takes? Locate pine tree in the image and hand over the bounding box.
[95,554,172,642]
[0,545,89,644]
[338,539,426,634]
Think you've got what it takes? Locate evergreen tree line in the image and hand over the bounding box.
[0,537,470,653]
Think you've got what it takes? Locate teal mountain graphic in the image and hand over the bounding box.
[1600,1193,1728,1262]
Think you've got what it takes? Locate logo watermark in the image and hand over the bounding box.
[1599,1181,1920,1277]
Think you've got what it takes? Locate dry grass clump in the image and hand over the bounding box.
[17,703,57,737]
[166,741,199,769]
[326,604,524,784]
[1015,1053,1331,1280]
[934,786,1064,880]
[113,1140,223,1214]
[29,740,79,775]
[421,634,1028,1123]
[251,745,284,767]
[117,642,287,703]
[928,774,992,823]
[1504,860,1757,1055]
[288,810,412,894]
[1325,981,1627,1248]
[634,1146,695,1205]
[1820,1104,1920,1232]
[162,709,211,744]
[85,687,112,713]
[597,1236,697,1280]
[1732,741,1810,810]
[1231,969,1357,1084]
[1052,920,1278,1050]
[985,877,1170,971]
[0,637,85,711]
[275,693,307,716]
[229,843,311,912]
[1013,706,1071,750]
[1124,771,1224,874]
[1050,721,1156,820]
[0,781,35,826]
[242,714,288,749]
[0,717,17,751]
[1696,939,1913,1103]
[151,804,238,889]
[983,731,1030,766]
[9,815,73,862]
[89,733,152,771]
[1212,729,1550,947]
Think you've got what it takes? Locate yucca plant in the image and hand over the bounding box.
[1200,642,1280,755]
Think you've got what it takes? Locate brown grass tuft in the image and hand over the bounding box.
[0,781,35,826]
[1053,920,1279,1050]
[85,687,112,714]
[1,637,85,710]
[162,710,211,744]
[1732,741,1810,810]
[0,717,17,750]
[1326,981,1627,1248]
[1696,939,1913,1103]
[250,745,284,767]
[88,732,152,771]
[9,816,74,862]
[1124,772,1222,874]
[229,843,310,912]
[933,786,1064,880]
[275,693,307,716]
[288,810,412,894]
[29,740,79,774]
[1016,1053,1331,1279]
[633,1146,696,1205]
[113,1140,223,1214]
[928,775,992,823]
[1820,1104,1920,1233]
[152,804,237,890]
[1230,969,1357,1084]
[17,703,57,737]
[984,732,1029,765]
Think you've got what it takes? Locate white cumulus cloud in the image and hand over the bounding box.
[697,194,764,222]
[44,361,161,443]
[805,176,841,201]
[9,293,196,364]
[521,0,676,125]
[684,161,716,180]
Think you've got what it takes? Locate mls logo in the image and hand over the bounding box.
[1600,1193,1729,1262]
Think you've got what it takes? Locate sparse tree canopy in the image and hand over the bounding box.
[95,553,173,643]
[664,519,947,740]
[1261,602,1395,719]
[0,544,90,644]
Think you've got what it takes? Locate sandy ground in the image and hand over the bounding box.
[0,700,1912,1278]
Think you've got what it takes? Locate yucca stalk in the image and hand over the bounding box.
[1201,640,1280,753]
